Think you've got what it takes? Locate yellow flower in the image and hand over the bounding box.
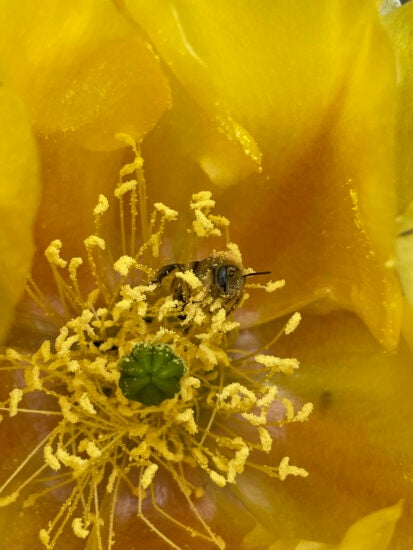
[0,0,412,548]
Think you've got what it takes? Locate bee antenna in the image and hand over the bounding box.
[243,271,271,279]
[399,228,413,237]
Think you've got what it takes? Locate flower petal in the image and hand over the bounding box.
[383,1,413,213]
[126,0,401,349]
[239,502,402,549]
[0,86,39,342]
[228,311,413,546]
[338,500,403,550]
[0,0,171,151]
[396,199,413,306]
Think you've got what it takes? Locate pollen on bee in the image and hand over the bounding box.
[175,269,203,289]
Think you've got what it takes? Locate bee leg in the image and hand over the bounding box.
[153,263,184,284]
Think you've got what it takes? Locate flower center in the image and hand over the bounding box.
[0,134,312,550]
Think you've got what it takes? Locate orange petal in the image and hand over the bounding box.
[226,311,413,546]
[0,86,40,342]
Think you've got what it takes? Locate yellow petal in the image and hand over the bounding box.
[338,501,403,550]
[396,198,413,306]
[126,0,401,349]
[240,501,402,550]
[383,2,413,213]
[0,0,171,151]
[0,86,39,342]
[401,298,413,352]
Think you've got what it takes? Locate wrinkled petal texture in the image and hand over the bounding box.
[125,0,401,349]
[0,0,171,151]
[0,86,39,342]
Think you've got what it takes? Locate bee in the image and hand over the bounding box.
[154,252,270,314]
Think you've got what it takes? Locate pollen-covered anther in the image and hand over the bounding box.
[67,309,94,330]
[69,256,83,275]
[44,445,61,471]
[210,309,238,335]
[113,255,136,276]
[0,491,20,507]
[114,178,137,198]
[33,340,51,362]
[197,343,218,368]
[58,396,79,424]
[106,468,118,494]
[93,194,109,216]
[293,402,314,422]
[258,427,273,452]
[56,448,88,473]
[217,383,257,411]
[175,408,198,434]
[208,470,227,488]
[189,190,226,237]
[84,235,106,250]
[193,209,222,238]
[5,348,23,361]
[78,439,102,459]
[278,456,309,481]
[265,279,286,292]
[227,445,250,483]
[72,517,90,539]
[256,385,279,407]
[154,202,178,221]
[24,365,42,391]
[180,376,201,401]
[281,398,313,424]
[285,312,302,334]
[55,328,78,356]
[45,239,67,268]
[190,190,216,210]
[78,393,97,415]
[141,463,159,489]
[255,354,300,375]
[8,388,23,417]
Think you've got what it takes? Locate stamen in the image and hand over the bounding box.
[0,407,62,416]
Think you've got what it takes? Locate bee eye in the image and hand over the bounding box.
[216,265,229,292]
[118,343,186,406]
[227,266,237,278]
